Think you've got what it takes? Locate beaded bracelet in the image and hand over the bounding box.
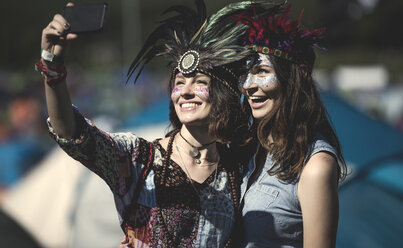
[35,60,67,86]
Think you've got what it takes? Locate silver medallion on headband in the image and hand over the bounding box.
[178,50,200,74]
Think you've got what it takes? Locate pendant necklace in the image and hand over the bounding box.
[157,131,238,247]
[179,132,216,164]
[174,139,218,198]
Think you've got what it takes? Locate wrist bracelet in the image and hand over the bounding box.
[35,60,67,86]
[41,49,63,63]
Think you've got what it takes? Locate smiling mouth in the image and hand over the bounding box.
[248,95,268,103]
[181,102,201,109]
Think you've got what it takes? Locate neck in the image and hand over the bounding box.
[180,125,215,147]
[268,134,274,145]
[177,125,219,164]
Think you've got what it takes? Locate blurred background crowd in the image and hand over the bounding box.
[0,0,402,247]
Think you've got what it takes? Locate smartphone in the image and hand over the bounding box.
[62,3,107,33]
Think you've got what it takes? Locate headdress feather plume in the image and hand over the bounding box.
[127,0,256,87]
[232,2,325,63]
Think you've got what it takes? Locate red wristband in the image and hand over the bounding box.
[35,60,67,86]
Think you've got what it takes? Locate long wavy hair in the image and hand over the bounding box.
[246,50,347,182]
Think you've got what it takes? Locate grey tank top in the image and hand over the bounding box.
[239,135,337,248]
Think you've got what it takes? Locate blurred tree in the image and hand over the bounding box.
[320,0,403,48]
[1,0,402,75]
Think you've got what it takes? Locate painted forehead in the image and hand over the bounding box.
[257,54,272,67]
[246,53,273,68]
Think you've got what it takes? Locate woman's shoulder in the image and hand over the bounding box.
[307,134,337,161]
[301,152,338,183]
[298,151,339,210]
[157,137,170,150]
[302,133,339,183]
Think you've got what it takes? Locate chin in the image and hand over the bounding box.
[252,110,269,120]
[178,117,209,126]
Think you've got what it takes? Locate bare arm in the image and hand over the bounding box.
[298,152,339,248]
[41,3,78,138]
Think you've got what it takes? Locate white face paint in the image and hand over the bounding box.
[241,54,277,88]
[242,73,277,88]
[258,54,273,67]
[171,87,181,101]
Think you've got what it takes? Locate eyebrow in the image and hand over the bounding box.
[175,75,185,79]
[255,64,273,68]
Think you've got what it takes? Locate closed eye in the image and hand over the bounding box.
[196,80,208,85]
[174,80,185,86]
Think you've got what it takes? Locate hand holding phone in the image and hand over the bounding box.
[63,3,107,33]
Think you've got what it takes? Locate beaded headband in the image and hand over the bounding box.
[175,49,240,95]
[233,3,325,64]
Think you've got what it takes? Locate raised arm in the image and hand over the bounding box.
[39,3,78,138]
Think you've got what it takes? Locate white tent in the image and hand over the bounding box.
[1,120,169,248]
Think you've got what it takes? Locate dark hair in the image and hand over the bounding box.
[167,74,249,145]
[247,50,347,182]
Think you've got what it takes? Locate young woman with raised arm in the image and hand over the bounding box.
[36,1,254,247]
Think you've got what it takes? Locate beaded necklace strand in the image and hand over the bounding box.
[174,138,218,199]
[157,129,238,247]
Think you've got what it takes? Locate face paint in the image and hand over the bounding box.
[242,74,277,88]
[241,54,276,88]
[258,54,273,67]
[171,86,209,101]
[194,86,209,100]
[171,87,181,100]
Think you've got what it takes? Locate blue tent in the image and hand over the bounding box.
[321,92,403,248]
[120,97,170,129]
[0,136,46,186]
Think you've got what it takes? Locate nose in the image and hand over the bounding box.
[241,74,258,95]
[180,80,195,97]
[241,74,257,90]
[244,86,258,97]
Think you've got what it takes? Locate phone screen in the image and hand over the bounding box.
[63,3,107,33]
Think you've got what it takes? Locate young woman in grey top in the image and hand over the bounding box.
[234,3,348,248]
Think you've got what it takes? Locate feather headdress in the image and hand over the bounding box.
[233,2,325,64]
[127,0,260,95]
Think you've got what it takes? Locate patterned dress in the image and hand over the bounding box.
[47,109,240,248]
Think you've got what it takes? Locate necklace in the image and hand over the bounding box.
[174,139,218,198]
[157,130,238,247]
[175,144,218,167]
[179,132,216,164]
